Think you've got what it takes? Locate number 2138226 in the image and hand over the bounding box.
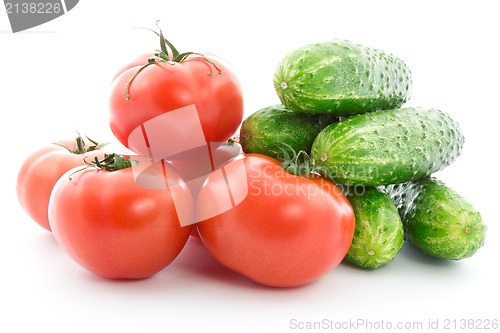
[443,319,498,330]
[5,2,62,14]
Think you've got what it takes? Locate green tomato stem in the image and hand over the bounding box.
[273,142,327,178]
[123,22,223,100]
[68,153,138,181]
[53,133,108,154]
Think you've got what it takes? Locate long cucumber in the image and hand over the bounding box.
[311,107,464,186]
[274,39,412,115]
[386,177,486,260]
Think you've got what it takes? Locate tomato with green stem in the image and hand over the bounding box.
[16,135,108,231]
[109,24,243,158]
[49,154,193,279]
[197,152,355,287]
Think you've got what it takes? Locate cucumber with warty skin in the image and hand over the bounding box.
[273,39,412,116]
[311,107,464,186]
[344,187,404,269]
[239,104,339,159]
[386,177,486,260]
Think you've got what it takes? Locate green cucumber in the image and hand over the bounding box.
[345,187,404,269]
[273,39,412,116]
[239,104,339,159]
[311,107,464,186]
[386,177,486,260]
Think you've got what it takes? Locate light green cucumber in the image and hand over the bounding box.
[386,177,486,260]
[311,107,464,186]
[345,187,404,269]
[239,104,339,159]
[273,39,412,115]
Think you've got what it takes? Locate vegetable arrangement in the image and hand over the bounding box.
[243,38,486,268]
[17,26,486,287]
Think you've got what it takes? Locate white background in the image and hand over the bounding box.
[1,0,499,332]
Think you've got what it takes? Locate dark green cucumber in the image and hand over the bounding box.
[239,104,339,159]
[386,177,486,260]
[273,39,412,116]
[345,187,404,269]
[311,107,464,186]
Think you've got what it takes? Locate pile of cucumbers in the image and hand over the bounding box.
[240,39,486,269]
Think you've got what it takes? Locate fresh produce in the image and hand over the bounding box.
[311,107,464,186]
[197,154,355,287]
[16,28,486,284]
[109,26,243,158]
[386,177,486,260]
[48,154,192,279]
[273,39,412,115]
[239,104,339,159]
[16,135,108,231]
[344,187,404,268]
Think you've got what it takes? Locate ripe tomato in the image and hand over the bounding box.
[109,51,243,158]
[197,154,355,287]
[16,136,107,231]
[48,156,192,279]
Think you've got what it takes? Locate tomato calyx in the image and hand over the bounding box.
[85,153,137,171]
[274,143,328,178]
[53,133,108,155]
[124,21,223,100]
[68,153,138,180]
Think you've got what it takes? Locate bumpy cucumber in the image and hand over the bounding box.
[386,177,486,260]
[239,104,338,159]
[273,39,412,115]
[311,107,464,186]
[345,187,404,269]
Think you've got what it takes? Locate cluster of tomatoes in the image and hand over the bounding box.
[16,29,355,287]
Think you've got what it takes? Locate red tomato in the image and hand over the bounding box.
[48,158,192,279]
[111,53,152,82]
[109,52,243,157]
[197,154,355,287]
[16,137,107,231]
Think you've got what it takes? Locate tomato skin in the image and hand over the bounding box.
[109,54,243,156]
[111,53,152,82]
[16,141,106,231]
[197,154,355,287]
[48,162,192,279]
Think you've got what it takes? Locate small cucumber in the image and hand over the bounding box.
[386,177,486,260]
[344,187,404,269]
[239,104,338,159]
[311,107,464,186]
[273,39,412,116]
